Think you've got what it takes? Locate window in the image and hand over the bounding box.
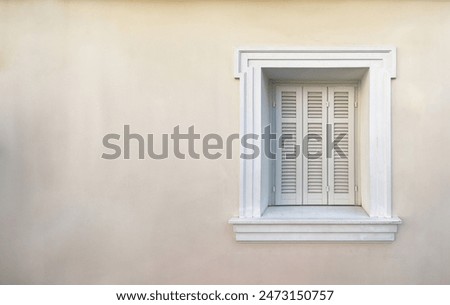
[229,47,402,242]
[275,85,355,206]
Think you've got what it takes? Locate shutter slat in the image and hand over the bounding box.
[275,87,302,205]
[303,87,327,205]
[328,87,355,204]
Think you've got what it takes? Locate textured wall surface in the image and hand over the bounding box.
[1,0,449,284]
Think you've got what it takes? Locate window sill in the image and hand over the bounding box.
[229,206,402,242]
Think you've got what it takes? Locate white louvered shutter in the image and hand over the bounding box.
[275,86,302,205]
[302,87,328,205]
[328,87,355,205]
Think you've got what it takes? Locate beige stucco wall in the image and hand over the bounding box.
[1,0,450,284]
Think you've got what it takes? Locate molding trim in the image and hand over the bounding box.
[235,47,397,79]
[230,206,402,242]
[229,217,402,242]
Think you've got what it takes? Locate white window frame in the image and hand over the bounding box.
[229,47,402,242]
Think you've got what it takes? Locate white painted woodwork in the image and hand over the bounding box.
[328,86,356,205]
[275,86,303,205]
[302,87,328,205]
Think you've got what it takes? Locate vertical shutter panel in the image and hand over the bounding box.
[275,86,302,205]
[302,87,328,205]
[328,87,355,205]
